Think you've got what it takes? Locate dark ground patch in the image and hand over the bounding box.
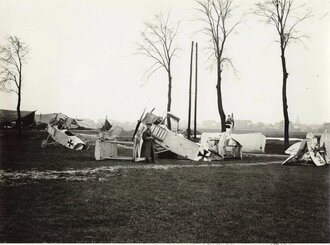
[0,130,329,242]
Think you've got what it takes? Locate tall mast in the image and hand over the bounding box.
[194,42,198,139]
[187,41,194,140]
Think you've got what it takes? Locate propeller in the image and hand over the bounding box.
[132,108,146,141]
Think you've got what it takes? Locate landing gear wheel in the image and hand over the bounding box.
[84,142,90,151]
[41,140,48,148]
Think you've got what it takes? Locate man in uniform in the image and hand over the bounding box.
[142,122,155,163]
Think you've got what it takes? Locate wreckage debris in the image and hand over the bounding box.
[41,110,268,163]
[95,110,247,162]
[282,132,330,167]
[41,114,88,151]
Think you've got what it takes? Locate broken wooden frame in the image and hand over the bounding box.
[94,140,135,161]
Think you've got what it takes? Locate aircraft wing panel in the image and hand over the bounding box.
[231,133,266,153]
[285,141,301,155]
[320,132,330,164]
[151,124,210,161]
[306,133,326,167]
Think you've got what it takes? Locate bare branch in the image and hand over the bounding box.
[0,36,29,98]
[254,0,311,51]
[136,12,180,81]
[144,63,163,81]
[221,57,239,77]
[195,0,241,70]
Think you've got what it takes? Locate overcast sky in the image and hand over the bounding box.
[0,0,329,125]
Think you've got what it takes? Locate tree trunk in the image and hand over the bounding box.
[17,63,22,138]
[281,48,289,150]
[167,72,172,130]
[17,89,22,138]
[217,61,226,132]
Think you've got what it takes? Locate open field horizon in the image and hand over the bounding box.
[0,126,309,138]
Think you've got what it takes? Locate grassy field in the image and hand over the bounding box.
[0,130,329,242]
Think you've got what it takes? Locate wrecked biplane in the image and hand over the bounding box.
[200,131,243,159]
[282,132,330,167]
[95,109,222,161]
[94,124,129,160]
[200,121,266,158]
[135,111,223,161]
[41,114,88,150]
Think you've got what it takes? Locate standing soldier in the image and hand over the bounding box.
[142,123,155,163]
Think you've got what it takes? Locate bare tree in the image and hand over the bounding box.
[0,36,30,138]
[255,0,311,149]
[137,13,180,129]
[196,0,241,132]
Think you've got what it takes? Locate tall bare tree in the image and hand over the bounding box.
[255,0,311,149]
[137,13,180,129]
[0,36,30,138]
[196,0,241,132]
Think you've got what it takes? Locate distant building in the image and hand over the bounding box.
[234,120,252,129]
[202,120,220,129]
[276,120,294,130]
[35,113,60,124]
[323,122,330,132]
[0,109,36,128]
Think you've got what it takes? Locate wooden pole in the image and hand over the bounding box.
[187,41,194,140]
[194,42,198,140]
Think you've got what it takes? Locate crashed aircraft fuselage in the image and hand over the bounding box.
[282,132,330,167]
[41,114,87,150]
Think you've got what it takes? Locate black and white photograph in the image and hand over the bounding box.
[0,0,329,243]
